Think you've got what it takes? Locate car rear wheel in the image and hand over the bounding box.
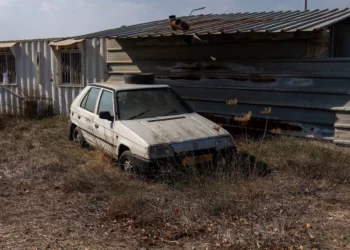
[72,127,85,148]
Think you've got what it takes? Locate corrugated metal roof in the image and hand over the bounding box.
[80,8,350,39]
[0,37,72,43]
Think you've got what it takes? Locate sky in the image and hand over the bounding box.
[0,0,349,40]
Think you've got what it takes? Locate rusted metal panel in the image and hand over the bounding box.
[173,87,350,110]
[199,112,335,140]
[0,38,107,116]
[161,76,350,95]
[307,30,330,58]
[184,100,335,126]
[104,36,350,144]
[108,60,350,78]
[154,69,349,143]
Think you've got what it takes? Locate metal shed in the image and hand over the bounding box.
[79,8,350,145]
[0,37,107,116]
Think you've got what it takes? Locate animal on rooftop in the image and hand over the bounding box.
[169,15,190,31]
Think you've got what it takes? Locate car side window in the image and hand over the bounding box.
[80,90,90,108]
[80,87,100,113]
[98,90,114,116]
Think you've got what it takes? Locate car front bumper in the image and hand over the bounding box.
[130,146,236,175]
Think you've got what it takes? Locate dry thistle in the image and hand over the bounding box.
[261,107,272,115]
[226,98,238,106]
[271,128,282,135]
[234,111,252,124]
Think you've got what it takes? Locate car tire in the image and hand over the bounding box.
[119,151,139,175]
[72,126,86,148]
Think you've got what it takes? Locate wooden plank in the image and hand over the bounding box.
[107,51,132,62]
[107,48,123,51]
[335,112,350,128]
[108,64,141,73]
[111,40,307,61]
[0,85,25,99]
[334,128,350,143]
[107,74,124,82]
[107,60,133,64]
[107,39,122,50]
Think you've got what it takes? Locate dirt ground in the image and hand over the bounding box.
[0,116,350,250]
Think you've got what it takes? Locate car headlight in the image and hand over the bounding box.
[216,136,234,149]
[149,145,174,159]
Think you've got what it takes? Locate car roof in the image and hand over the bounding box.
[89,81,170,91]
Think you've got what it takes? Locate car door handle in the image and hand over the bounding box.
[94,124,99,129]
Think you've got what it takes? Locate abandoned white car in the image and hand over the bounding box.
[69,74,235,174]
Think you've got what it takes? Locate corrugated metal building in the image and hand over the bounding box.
[0,37,107,115]
[79,8,350,145]
[1,8,350,144]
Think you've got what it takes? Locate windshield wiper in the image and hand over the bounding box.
[127,109,151,120]
[164,109,178,116]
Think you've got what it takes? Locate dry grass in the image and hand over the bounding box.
[240,137,350,182]
[0,116,350,249]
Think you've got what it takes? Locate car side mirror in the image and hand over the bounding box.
[99,111,114,122]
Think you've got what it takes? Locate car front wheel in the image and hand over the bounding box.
[119,151,138,175]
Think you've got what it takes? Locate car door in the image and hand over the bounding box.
[92,89,116,156]
[77,87,101,145]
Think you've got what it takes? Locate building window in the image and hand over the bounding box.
[0,53,16,84]
[60,51,82,85]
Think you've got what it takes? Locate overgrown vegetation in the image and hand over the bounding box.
[240,138,350,182]
[1,116,350,249]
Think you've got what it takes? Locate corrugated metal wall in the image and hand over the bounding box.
[107,36,350,144]
[0,38,107,116]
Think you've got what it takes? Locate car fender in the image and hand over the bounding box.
[116,136,149,160]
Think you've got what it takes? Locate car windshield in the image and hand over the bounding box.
[117,88,193,120]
